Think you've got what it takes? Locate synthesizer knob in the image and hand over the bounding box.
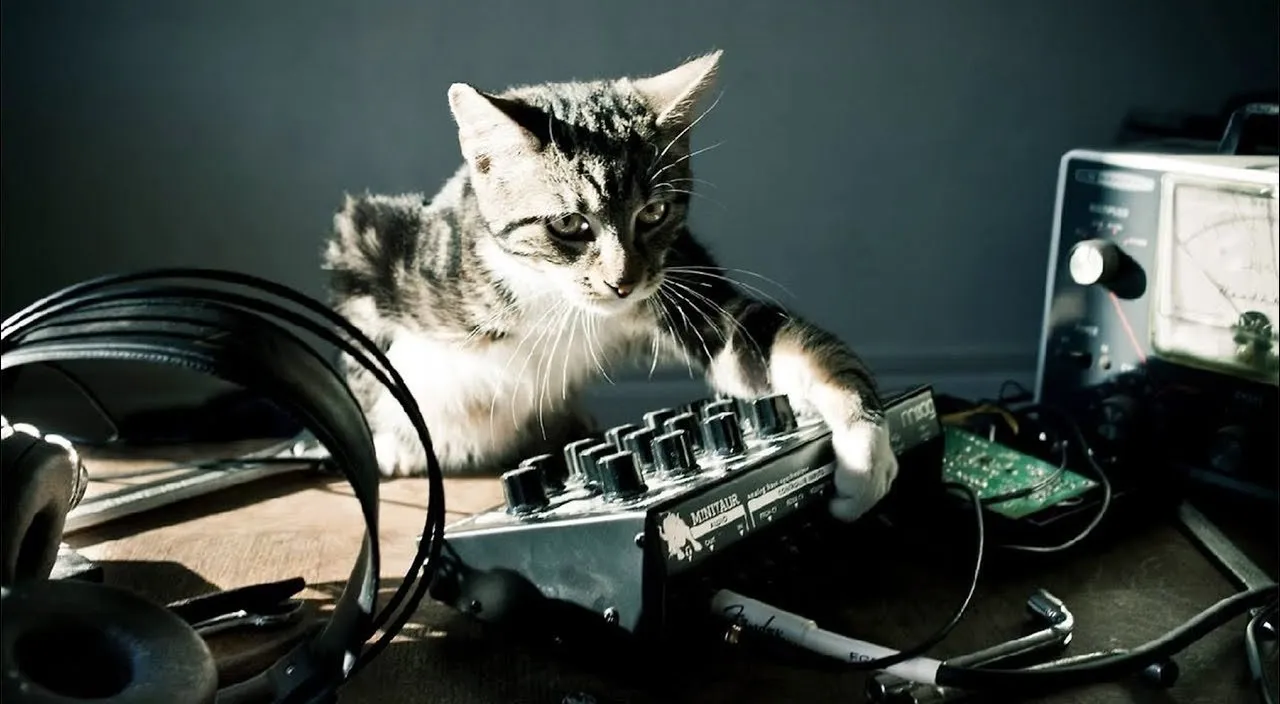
[622,427,658,472]
[1068,239,1123,287]
[653,430,697,476]
[703,411,746,457]
[563,438,599,484]
[519,453,568,493]
[501,465,549,514]
[701,399,736,420]
[664,412,705,453]
[643,408,679,432]
[605,423,641,450]
[597,451,648,501]
[750,394,797,437]
[578,444,616,488]
[681,398,713,418]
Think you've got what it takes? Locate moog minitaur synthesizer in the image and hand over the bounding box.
[1034,138,1279,504]
[428,386,944,643]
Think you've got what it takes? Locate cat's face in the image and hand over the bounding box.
[448,52,721,315]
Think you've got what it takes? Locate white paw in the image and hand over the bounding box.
[374,433,427,478]
[827,419,899,523]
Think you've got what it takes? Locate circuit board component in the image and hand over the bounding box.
[941,426,1098,519]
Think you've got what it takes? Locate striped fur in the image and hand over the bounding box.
[323,51,897,520]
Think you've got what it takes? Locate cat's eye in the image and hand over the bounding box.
[547,213,592,240]
[636,201,669,227]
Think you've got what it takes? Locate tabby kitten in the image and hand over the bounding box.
[324,51,898,521]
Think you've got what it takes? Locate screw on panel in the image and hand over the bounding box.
[464,600,482,614]
[633,532,644,547]
[602,607,619,625]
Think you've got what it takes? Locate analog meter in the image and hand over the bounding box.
[1152,173,1279,386]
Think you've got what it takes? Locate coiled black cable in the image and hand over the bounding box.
[1,268,447,673]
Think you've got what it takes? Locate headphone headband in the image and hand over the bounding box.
[1,269,446,703]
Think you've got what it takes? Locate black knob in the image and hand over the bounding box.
[704,412,746,457]
[578,443,616,488]
[622,427,657,472]
[1208,425,1248,475]
[501,465,549,514]
[652,430,696,475]
[597,451,647,501]
[750,395,797,437]
[605,423,641,450]
[563,438,600,484]
[663,412,705,453]
[643,408,679,431]
[520,453,568,493]
[701,400,736,419]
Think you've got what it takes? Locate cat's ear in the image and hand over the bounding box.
[448,83,541,168]
[631,50,722,129]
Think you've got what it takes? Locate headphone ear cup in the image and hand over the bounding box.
[0,432,76,585]
[1,579,219,704]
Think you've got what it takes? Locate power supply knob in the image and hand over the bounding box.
[597,451,647,501]
[605,423,641,450]
[519,453,568,493]
[653,430,697,476]
[703,412,746,457]
[501,465,549,514]
[1068,239,1123,287]
[643,408,679,432]
[750,394,798,437]
[664,412,705,453]
[621,427,657,472]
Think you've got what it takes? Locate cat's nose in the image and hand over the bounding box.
[605,280,634,298]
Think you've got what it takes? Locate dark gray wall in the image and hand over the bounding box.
[2,0,1277,421]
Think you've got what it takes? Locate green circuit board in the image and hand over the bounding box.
[941,426,1098,519]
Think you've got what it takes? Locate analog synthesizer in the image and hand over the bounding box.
[428,385,945,645]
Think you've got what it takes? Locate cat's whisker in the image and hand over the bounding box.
[654,186,725,211]
[664,177,719,190]
[538,304,575,438]
[490,300,563,433]
[584,312,615,385]
[665,278,769,365]
[649,141,724,183]
[661,282,730,357]
[665,268,794,311]
[665,265,797,301]
[561,309,581,401]
[658,286,715,371]
[649,90,723,174]
[512,306,564,431]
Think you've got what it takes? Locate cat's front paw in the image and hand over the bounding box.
[827,419,899,522]
[374,433,428,478]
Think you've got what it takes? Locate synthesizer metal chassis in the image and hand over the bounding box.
[428,386,945,644]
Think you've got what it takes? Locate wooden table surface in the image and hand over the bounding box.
[65,461,1275,704]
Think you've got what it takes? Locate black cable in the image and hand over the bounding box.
[997,403,1113,554]
[842,481,985,671]
[1247,602,1279,704]
[934,587,1279,692]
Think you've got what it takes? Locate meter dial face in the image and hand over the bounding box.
[1152,175,1279,386]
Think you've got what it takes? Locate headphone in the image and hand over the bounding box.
[0,269,447,704]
